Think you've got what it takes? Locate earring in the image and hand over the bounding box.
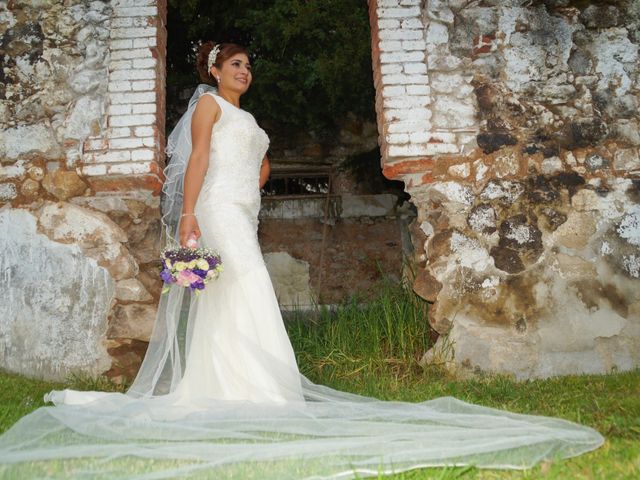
[216,77,221,82]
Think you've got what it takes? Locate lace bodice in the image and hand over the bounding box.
[200,92,269,211]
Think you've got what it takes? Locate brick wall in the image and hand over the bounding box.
[80,0,167,195]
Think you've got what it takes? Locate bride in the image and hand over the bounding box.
[0,42,603,479]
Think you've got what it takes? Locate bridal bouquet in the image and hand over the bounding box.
[160,245,223,294]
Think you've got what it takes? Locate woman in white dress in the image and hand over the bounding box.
[0,42,603,479]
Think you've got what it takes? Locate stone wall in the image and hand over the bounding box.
[259,194,410,306]
[369,0,640,378]
[0,0,167,382]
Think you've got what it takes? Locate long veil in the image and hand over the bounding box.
[0,84,604,478]
[126,83,218,399]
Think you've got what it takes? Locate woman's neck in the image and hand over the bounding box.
[217,87,241,108]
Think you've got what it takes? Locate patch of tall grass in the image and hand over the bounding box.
[285,277,433,385]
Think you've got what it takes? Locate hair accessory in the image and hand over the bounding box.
[207,43,221,72]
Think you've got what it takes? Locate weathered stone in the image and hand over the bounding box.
[413,269,442,302]
[553,212,596,250]
[617,208,640,247]
[430,181,474,206]
[427,229,453,262]
[467,203,496,234]
[613,149,640,172]
[541,156,563,174]
[115,278,153,302]
[538,207,567,232]
[580,5,623,29]
[490,246,525,274]
[585,154,610,171]
[499,215,542,251]
[37,202,138,280]
[27,165,45,181]
[0,208,113,381]
[370,0,640,380]
[105,339,148,384]
[42,169,88,200]
[491,152,520,178]
[569,118,609,148]
[480,179,524,204]
[264,252,314,308]
[137,268,163,300]
[0,123,61,161]
[447,162,470,178]
[107,304,157,342]
[64,95,105,139]
[20,178,40,198]
[476,132,517,154]
[0,183,17,201]
[614,120,640,146]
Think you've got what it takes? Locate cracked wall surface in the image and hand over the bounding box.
[369,0,640,378]
[0,0,167,382]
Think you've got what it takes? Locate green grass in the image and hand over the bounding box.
[1,280,638,479]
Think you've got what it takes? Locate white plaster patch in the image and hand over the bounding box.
[475,161,489,183]
[0,208,113,380]
[431,181,474,205]
[64,95,105,142]
[468,205,496,233]
[591,29,638,96]
[0,123,61,160]
[505,224,532,245]
[0,183,17,201]
[622,255,640,278]
[617,207,640,246]
[0,160,26,181]
[480,180,524,203]
[450,232,491,271]
[481,276,499,288]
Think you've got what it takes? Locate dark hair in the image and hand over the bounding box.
[196,41,250,85]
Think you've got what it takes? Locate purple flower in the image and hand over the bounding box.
[160,268,175,284]
[193,269,208,279]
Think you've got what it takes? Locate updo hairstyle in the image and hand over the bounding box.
[196,41,250,86]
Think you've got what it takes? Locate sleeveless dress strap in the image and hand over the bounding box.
[201,91,228,128]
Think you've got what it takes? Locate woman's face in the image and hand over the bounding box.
[212,53,252,94]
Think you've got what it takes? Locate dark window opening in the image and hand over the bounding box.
[261,170,332,198]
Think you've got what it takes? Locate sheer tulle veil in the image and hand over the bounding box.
[126,83,218,398]
[0,83,604,479]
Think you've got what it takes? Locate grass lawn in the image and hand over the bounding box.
[1,282,638,479]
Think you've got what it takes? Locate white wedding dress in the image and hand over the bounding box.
[0,90,603,479]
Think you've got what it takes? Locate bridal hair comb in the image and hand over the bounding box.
[207,43,221,72]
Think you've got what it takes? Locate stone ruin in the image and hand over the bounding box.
[0,0,638,382]
[0,0,167,382]
[369,0,640,378]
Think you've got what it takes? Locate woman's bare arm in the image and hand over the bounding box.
[259,154,270,188]
[179,95,220,246]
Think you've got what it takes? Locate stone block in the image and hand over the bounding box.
[0,124,61,161]
[108,304,157,341]
[0,183,17,201]
[613,149,640,171]
[264,252,314,308]
[42,170,88,200]
[0,208,113,380]
[413,269,442,302]
[115,278,152,301]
